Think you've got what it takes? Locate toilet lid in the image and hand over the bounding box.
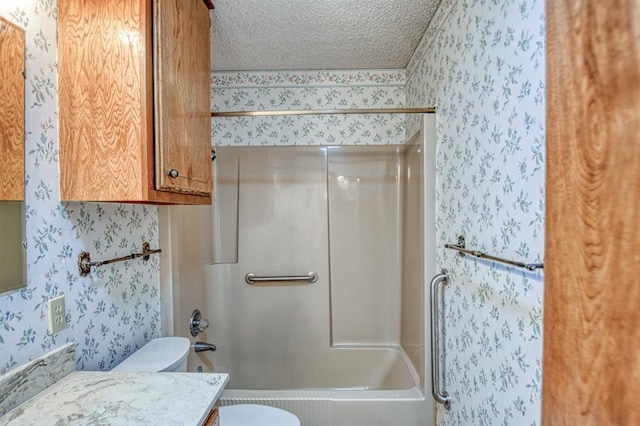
[220,404,300,426]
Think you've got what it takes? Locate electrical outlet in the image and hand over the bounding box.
[47,295,67,334]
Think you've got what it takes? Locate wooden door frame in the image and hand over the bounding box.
[543,0,640,424]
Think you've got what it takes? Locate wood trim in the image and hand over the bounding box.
[0,17,25,201]
[201,401,219,426]
[543,0,640,424]
[146,189,211,205]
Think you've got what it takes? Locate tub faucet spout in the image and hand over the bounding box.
[194,341,217,353]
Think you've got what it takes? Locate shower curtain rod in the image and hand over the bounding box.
[211,107,436,117]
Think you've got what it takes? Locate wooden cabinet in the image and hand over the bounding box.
[58,0,213,204]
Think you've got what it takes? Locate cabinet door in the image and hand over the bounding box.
[154,0,212,195]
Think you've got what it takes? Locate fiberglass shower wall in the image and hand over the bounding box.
[186,144,424,391]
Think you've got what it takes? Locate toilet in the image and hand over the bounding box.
[113,337,300,426]
[219,404,301,426]
[112,336,190,372]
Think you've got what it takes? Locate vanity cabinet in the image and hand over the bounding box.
[58,0,213,204]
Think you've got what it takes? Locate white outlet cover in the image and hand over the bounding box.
[47,295,67,334]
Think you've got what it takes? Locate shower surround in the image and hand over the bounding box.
[169,138,433,426]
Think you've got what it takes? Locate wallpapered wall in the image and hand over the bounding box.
[0,1,160,373]
[406,0,545,425]
[211,70,407,146]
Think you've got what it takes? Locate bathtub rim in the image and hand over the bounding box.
[217,344,425,401]
[221,386,425,402]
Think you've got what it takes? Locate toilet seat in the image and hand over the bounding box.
[220,404,300,426]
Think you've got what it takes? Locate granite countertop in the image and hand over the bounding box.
[0,371,229,426]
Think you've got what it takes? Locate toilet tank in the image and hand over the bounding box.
[112,337,190,372]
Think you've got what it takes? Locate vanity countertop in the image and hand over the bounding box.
[0,371,229,425]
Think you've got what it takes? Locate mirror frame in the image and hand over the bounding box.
[0,14,26,293]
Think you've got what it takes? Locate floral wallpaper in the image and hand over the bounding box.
[0,1,160,373]
[211,70,407,146]
[406,0,545,425]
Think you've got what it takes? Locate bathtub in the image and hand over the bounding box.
[194,346,432,426]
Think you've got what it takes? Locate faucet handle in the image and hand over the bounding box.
[189,309,209,337]
[198,318,209,330]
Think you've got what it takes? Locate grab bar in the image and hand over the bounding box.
[245,272,318,285]
[430,270,452,410]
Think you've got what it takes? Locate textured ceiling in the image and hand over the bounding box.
[210,0,440,71]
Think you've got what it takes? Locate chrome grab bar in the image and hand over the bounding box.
[430,270,452,410]
[245,272,318,285]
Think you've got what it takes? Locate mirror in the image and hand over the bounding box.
[0,15,26,293]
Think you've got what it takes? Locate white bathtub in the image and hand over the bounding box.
[194,346,433,426]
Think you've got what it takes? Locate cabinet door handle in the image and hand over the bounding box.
[168,169,179,178]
